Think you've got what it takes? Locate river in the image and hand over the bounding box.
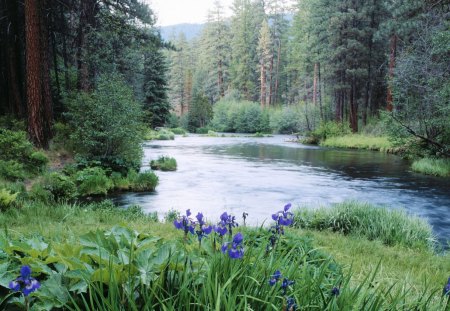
[115,135,450,243]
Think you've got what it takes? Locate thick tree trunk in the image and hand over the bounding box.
[25,0,45,147]
[386,33,397,112]
[40,0,53,142]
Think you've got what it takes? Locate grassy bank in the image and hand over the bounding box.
[321,134,393,151]
[1,200,449,310]
[412,158,450,177]
[294,201,436,250]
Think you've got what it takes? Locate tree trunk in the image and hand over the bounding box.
[25,0,45,147]
[318,62,324,121]
[40,0,53,142]
[268,53,274,106]
[273,39,281,106]
[313,62,318,105]
[386,33,397,112]
[218,59,224,98]
[349,79,358,132]
[260,61,266,108]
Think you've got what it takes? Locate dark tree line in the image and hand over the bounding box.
[0,0,169,148]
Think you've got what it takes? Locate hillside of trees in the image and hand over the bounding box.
[167,0,449,157]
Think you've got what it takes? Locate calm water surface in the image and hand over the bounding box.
[115,135,450,242]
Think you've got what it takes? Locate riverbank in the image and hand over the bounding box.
[312,133,449,178]
[320,134,393,152]
[411,157,450,177]
[1,200,449,309]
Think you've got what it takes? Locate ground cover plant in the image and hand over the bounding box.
[0,203,449,310]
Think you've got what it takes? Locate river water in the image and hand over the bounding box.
[115,135,450,242]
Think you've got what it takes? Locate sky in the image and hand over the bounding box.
[146,0,234,26]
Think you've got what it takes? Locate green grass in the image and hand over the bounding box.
[150,156,177,171]
[294,201,436,250]
[1,201,449,310]
[304,230,450,303]
[321,134,392,151]
[169,127,187,135]
[412,158,450,177]
[143,129,175,140]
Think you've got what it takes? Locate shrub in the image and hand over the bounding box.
[0,129,33,162]
[0,115,26,131]
[27,151,49,173]
[28,184,53,203]
[310,121,352,142]
[44,172,77,200]
[51,122,74,151]
[0,188,18,210]
[211,100,265,133]
[157,129,175,140]
[150,156,177,171]
[76,167,113,196]
[166,113,180,128]
[195,127,209,134]
[164,209,180,222]
[0,160,26,181]
[129,170,158,192]
[170,127,186,135]
[110,171,131,191]
[65,74,144,172]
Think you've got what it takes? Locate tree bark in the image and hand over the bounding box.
[349,79,358,133]
[313,62,318,105]
[218,59,224,98]
[260,60,266,108]
[386,33,397,112]
[40,0,53,142]
[25,0,45,147]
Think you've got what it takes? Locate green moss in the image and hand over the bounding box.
[411,158,450,177]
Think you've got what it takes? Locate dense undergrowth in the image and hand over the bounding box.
[0,200,449,310]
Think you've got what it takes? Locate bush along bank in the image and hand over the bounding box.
[2,203,449,310]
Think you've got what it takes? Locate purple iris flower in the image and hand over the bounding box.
[232,232,243,244]
[271,203,294,235]
[173,209,196,238]
[221,232,244,259]
[9,265,40,297]
[214,224,228,236]
[331,287,340,296]
[286,297,297,311]
[444,277,450,295]
[219,212,238,236]
[269,270,282,286]
[281,277,295,295]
